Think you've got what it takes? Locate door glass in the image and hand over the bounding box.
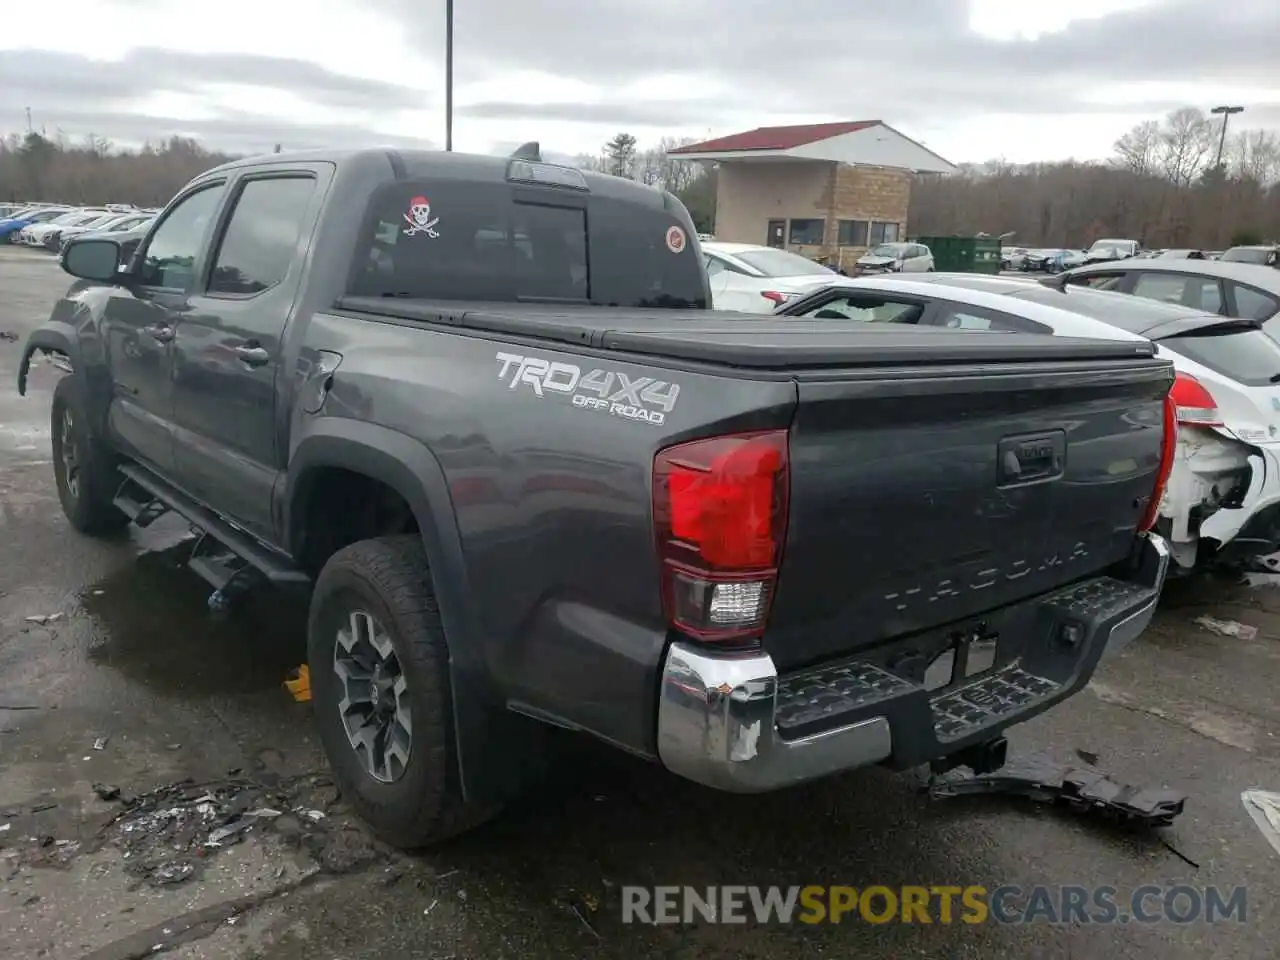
[703,255,725,277]
[138,185,225,289]
[1232,284,1280,321]
[1131,273,1190,305]
[1069,273,1125,290]
[802,296,923,323]
[208,177,317,295]
[1185,278,1223,314]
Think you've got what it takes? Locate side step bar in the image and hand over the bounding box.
[114,464,310,591]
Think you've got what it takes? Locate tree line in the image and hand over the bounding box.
[3,105,1277,248]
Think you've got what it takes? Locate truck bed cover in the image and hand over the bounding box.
[336,296,1157,370]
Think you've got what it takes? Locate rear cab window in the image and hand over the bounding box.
[347,169,706,308]
[1160,325,1280,387]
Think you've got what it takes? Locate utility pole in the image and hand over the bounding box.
[24,107,32,134]
[445,0,454,151]
[1213,105,1244,172]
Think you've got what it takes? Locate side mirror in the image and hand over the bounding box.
[62,238,124,283]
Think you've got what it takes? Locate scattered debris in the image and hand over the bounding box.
[424,899,439,916]
[89,772,352,887]
[23,613,63,625]
[929,752,1187,828]
[0,331,17,343]
[0,705,40,712]
[285,665,312,702]
[1075,749,1100,766]
[27,802,56,814]
[1194,616,1258,640]
[0,824,10,833]
[1242,790,1280,858]
[93,736,110,751]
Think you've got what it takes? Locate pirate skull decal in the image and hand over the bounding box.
[403,195,440,238]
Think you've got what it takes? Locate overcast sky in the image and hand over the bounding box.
[2,0,1277,163]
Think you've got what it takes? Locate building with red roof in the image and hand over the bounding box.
[667,120,955,264]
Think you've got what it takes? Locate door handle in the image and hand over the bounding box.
[233,345,270,367]
[145,324,174,343]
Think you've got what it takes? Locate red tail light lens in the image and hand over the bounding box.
[653,431,789,642]
[1169,371,1222,426]
[1139,392,1178,533]
[760,290,788,306]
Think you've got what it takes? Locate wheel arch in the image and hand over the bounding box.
[285,420,538,807]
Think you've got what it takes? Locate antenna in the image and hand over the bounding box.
[510,142,542,161]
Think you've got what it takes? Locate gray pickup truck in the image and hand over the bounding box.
[18,146,1176,848]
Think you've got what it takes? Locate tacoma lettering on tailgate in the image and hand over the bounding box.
[494,351,680,426]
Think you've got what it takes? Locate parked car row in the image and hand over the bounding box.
[769,254,1280,575]
[0,202,158,253]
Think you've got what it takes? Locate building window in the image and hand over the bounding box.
[869,221,901,245]
[837,220,869,246]
[788,219,825,245]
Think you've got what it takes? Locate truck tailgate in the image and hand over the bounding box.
[766,357,1172,671]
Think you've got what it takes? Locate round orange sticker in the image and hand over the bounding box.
[665,225,687,254]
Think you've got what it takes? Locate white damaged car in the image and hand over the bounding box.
[839,273,1280,573]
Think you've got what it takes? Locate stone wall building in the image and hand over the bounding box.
[668,121,956,270]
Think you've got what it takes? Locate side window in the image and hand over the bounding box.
[1068,273,1125,290]
[1185,277,1223,314]
[788,219,825,245]
[1131,272,1191,305]
[800,295,924,323]
[704,255,726,277]
[935,304,1052,335]
[1231,283,1280,321]
[137,184,225,289]
[208,177,316,296]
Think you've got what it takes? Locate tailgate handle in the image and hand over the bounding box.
[998,431,1065,486]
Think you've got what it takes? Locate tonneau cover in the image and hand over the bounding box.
[336,296,1156,369]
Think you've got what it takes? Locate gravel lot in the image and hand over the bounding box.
[2,245,1279,959]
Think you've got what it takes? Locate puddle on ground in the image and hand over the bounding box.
[78,540,308,697]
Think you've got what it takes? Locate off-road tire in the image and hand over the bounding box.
[308,535,494,848]
[50,375,129,536]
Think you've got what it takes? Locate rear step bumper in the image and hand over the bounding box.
[656,533,1169,793]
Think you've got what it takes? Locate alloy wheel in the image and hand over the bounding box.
[333,609,413,783]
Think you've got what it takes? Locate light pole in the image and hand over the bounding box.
[1213,106,1244,171]
[445,0,454,151]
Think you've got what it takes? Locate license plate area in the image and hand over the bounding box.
[922,621,1000,693]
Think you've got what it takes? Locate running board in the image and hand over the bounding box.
[116,464,310,588]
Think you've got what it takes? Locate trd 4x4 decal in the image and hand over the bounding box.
[494,351,680,426]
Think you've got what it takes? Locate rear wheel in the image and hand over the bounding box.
[51,375,129,536]
[308,535,493,848]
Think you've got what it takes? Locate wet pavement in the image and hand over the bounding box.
[2,244,1280,959]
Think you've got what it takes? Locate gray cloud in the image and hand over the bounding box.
[393,0,1280,127]
[5,0,1278,157]
[16,109,434,155]
[2,45,430,118]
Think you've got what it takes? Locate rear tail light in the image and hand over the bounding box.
[760,290,790,306]
[1169,371,1222,426]
[1138,391,1178,532]
[653,430,789,643]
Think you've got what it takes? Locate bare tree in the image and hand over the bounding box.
[1158,107,1214,187]
[1113,120,1161,176]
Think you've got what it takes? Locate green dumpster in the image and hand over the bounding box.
[912,236,1003,274]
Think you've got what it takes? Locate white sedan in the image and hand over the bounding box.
[17,209,109,246]
[783,272,1280,573]
[701,240,841,313]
